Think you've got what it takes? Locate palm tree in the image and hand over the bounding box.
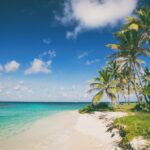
[125,6,150,44]
[142,67,150,104]
[89,68,118,106]
[107,61,121,103]
[107,30,145,103]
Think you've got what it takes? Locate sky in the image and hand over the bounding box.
[0,0,149,102]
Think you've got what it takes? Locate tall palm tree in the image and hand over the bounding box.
[125,6,150,44]
[142,67,150,104]
[107,30,145,103]
[107,61,133,104]
[107,61,121,103]
[89,68,118,106]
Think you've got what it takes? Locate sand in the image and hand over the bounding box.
[0,111,126,150]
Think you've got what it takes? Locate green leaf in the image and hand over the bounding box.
[106,44,121,50]
[92,90,104,105]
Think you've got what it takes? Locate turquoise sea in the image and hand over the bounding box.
[0,102,88,139]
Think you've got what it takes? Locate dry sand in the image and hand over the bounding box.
[0,111,126,150]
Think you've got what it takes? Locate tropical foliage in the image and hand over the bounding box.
[89,68,117,106]
[113,113,150,149]
[89,5,150,109]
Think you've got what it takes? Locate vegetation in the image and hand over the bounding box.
[79,102,136,114]
[88,5,150,111]
[79,103,114,114]
[80,4,150,149]
[113,113,150,149]
[89,68,118,106]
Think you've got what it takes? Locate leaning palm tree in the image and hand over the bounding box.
[89,68,118,106]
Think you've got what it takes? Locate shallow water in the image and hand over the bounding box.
[0,102,88,139]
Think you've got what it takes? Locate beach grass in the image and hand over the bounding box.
[113,112,150,149]
[79,103,150,149]
[79,102,136,114]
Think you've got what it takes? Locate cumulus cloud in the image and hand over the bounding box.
[25,58,52,75]
[57,0,137,38]
[86,58,100,65]
[5,60,20,72]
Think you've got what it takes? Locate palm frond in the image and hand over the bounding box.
[90,83,103,88]
[106,44,121,50]
[106,91,116,102]
[92,90,104,105]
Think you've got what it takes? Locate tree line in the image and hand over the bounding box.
[89,5,150,111]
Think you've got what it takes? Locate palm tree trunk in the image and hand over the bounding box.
[132,63,141,103]
[133,78,140,103]
[127,84,130,105]
[123,93,127,103]
[117,93,120,104]
[133,63,143,88]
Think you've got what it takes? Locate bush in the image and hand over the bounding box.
[79,102,113,114]
[113,113,150,149]
[134,103,150,113]
[79,102,137,114]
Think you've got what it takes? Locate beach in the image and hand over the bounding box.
[0,111,126,150]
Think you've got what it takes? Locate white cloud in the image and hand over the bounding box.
[39,50,56,59]
[0,64,3,73]
[0,79,33,101]
[86,58,100,65]
[5,60,20,72]
[19,80,24,85]
[66,26,81,39]
[78,51,88,59]
[0,85,5,93]
[60,87,65,91]
[42,38,51,44]
[13,84,22,91]
[46,83,91,101]
[47,50,56,58]
[58,0,137,38]
[25,58,52,75]
[71,84,76,90]
[6,91,11,96]
[13,81,31,93]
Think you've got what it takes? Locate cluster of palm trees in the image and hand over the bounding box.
[90,5,150,106]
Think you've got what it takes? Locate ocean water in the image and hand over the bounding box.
[0,102,88,139]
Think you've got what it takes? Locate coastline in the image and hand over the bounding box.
[0,110,126,150]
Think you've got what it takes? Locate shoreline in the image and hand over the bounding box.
[0,110,126,150]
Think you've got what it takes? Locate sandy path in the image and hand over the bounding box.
[0,111,124,150]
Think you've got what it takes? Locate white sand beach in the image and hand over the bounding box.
[0,111,126,150]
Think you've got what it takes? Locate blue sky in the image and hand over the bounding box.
[0,0,149,102]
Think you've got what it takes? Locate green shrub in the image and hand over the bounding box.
[134,103,150,113]
[79,102,112,113]
[113,113,150,149]
[79,102,136,114]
